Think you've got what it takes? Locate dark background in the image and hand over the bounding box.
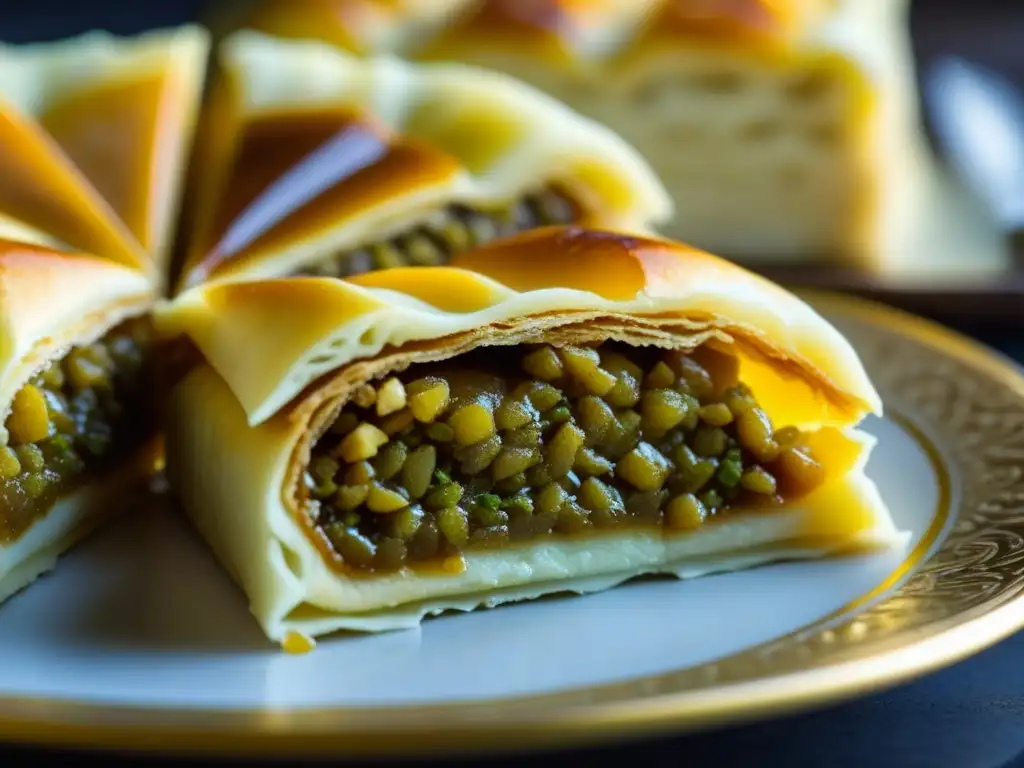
[1,1,1022,766]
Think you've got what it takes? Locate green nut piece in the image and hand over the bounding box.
[495,398,535,431]
[0,446,21,480]
[401,445,437,499]
[558,346,617,396]
[641,389,694,438]
[546,422,585,478]
[7,385,52,445]
[424,481,464,509]
[448,402,496,446]
[375,441,408,481]
[666,493,706,531]
[492,446,540,481]
[521,347,564,382]
[437,506,469,547]
[616,442,672,492]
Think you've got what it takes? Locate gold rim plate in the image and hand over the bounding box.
[1,291,1023,758]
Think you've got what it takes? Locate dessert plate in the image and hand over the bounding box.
[0,291,1021,758]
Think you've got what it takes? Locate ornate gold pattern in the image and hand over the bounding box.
[0,292,1022,757]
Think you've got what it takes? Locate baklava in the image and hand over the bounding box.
[0,27,207,600]
[0,26,209,286]
[235,0,1008,278]
[175,31,671,290]
[0,238,156,602]
[159,226,903,646]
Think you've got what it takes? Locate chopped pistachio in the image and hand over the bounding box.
[616,442,672,492]
[351,384,377,409]
[521,347,564,381]
[666,493,706,531]
[307,341,825,572]
[376,378,407,417]
[7,385,52,445]
[338,423,389,463]
[407,377,451,423]
[366,482,409,514]
[558,346,617,396]
[448,402,496,446]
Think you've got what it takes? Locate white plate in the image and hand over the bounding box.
[0,293,1021,758]
[0,411,934,708]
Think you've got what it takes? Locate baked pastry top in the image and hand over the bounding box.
[176,31,672,290]
[159,226,901,644]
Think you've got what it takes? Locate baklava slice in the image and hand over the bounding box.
[0,26,209,285]
[235,0,1008,278]
[174,31,671,290]
[0,238,156,603]
[159,226,902,647]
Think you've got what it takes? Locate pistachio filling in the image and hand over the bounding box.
[307,343,828,573]
[0,318,153,543]
[292,187,577,278]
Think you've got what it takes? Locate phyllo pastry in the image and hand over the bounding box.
[0,235,157,603]
[233,0,1003,277]
[0,26,209,285]
[159,226,902,646]
[174,31,671,291]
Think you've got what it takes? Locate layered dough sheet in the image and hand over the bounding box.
[0,448,156,603]
[0,26,209,283]
[160,227,905,646]
[176,31,671,289]
[168,362,902,642]
[238,0,1009,277]
[0,27,212,602]
[159,227,882,427]
[0,244,156,603]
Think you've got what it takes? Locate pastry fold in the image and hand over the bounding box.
[0,26,209,284]
[175,31,671,290]
[235,0,1008,278]
[0,239,156,603]
[160,227,902,645]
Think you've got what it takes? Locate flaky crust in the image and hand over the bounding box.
[0,240,157,605]
[230,1,1014,278]
[244,0,465,54]
[157,226,880,429]
[245,1,832,60]
[0,241,154,422]
[165,294,899,645]
[0,438,159,605]
[175,31,670,289]
[161,225,898,647]
[0,26,209,280]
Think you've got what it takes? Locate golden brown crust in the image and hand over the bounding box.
[245,0,825,62]
[447,225,754,301]
[415,0,597,65]
[157,226,881,428]
[246,0,465,54]
[246,0,374,52]
[0,239,154,416]
[173,31,670,290]
[0,27,209,279]
[638,0,818,46]
[181,110,464,287]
